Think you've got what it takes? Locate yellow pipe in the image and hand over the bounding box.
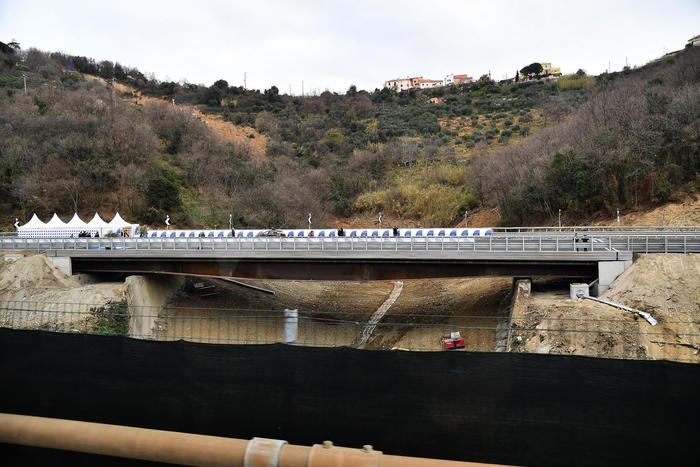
[0,413,511,467]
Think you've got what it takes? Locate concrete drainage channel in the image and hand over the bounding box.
[570,283,657,325]
[352,280,404,348]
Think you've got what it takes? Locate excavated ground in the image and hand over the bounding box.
[162,277,513,350]
[1,248,698,360]
[511,254,700,362]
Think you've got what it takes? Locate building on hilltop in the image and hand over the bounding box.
[444,73,472,86]
[539,63,561,76]
[384,77,420,92]
[511,62,562,82]
[688,34,700,47]
[417,78,443,89]
[383,73,472,91]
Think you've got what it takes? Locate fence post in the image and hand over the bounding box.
[284,309,298,345]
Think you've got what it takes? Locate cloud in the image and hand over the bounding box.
[1,0,698,92]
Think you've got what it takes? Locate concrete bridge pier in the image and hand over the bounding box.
[48,255,72,276]
[126,275,184,339]
[596,260,632,296]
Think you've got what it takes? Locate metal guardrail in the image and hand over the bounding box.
[492,225,700,233]
[1,233,699,254]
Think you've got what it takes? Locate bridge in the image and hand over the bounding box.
[3,228,698,294]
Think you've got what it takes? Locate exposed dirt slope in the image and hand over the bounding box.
[86,75,267,161]
[163,277,513,350]
[0,254,127,331]
[594,195,700,226]
[511,254,700,362]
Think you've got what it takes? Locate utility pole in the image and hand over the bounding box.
[22,74,27,95]
[244,72,247,90]
[289,83,292,96]
[301,80,304,98]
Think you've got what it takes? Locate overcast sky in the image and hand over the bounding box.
[1,0,699,94]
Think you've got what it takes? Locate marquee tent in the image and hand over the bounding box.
[16,214,47,238]
[16,212,139,238]
[106,212,139,237]
[86,213,109,237]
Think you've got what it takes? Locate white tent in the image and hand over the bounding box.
[87,213,108,230]
[45,213,66,228]
[18,214,46,229]
[15,212,139,238]
[19,213,69,238]
[106,212,140,237]
[65,213,88,229]
[63,213,92,237]
[17,214,47,238]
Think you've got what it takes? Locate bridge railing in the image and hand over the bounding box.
[492,225,700,233]
[1,233,699,254]
[1,300,697,363]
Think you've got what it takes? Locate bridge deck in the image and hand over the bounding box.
[56,249,630,281]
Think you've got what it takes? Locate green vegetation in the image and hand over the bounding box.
[91,300,129,336]
[0,39,698,229]
[557,73,596,91]
[476,48,700,225]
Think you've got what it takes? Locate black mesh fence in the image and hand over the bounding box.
[0,328,698,466]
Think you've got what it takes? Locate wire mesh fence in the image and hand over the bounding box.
[0,300,698,363]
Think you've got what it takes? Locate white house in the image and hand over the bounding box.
[417,78,443,89]
[384,77,417,92]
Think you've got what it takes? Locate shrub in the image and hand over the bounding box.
[557,74,595,91]
[146,175,181,211]
[91,300,129,336]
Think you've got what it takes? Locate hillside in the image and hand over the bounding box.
[0,40,698,231]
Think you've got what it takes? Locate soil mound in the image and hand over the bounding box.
[0,254,126,316]
[0,254,78,293]
[512,254,700,362]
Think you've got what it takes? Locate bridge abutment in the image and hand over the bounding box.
[126,275,184,339]
[47,255,72,276]
[597,260,632,295]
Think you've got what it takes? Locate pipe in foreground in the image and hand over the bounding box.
[0,413,510,467]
